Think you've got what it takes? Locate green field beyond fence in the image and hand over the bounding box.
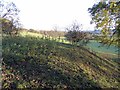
[86,40,119,55]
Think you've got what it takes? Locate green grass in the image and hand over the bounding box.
[19,31,43,37]
[21,30,118,55]
[86,40,119,55]
[19,31,70,44]
[2,34,120,89]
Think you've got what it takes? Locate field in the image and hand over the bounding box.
[86,40,119,55]
[19,31,120,55]
[1,31,120,89]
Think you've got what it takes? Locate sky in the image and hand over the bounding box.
[9,0,98,31]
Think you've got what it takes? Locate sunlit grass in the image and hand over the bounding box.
[19,31,42,37]
[2,34,120,88]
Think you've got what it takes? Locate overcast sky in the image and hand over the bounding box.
[9,0,98,31]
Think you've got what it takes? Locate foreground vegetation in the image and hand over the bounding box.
[1,0,119,89]
[2,33,120,89]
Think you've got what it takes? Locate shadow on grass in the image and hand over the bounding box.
[2,35,119,89]
[56,42,118,70]
[3,54,101,89]
[54,41,120,84]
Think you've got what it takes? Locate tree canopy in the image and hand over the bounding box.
[88,1,120,47]
[0,0,21,35]
[65,22,89,45]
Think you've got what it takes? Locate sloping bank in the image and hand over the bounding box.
[2,35,120,89]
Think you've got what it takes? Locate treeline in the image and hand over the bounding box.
[19,28,66,38]
[15,28,65,37]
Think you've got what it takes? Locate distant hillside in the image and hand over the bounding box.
[2,33,119,89]
[39,30,66,38]
[85,30,101,35]
[19,29,66,38]
[86,30,115,36]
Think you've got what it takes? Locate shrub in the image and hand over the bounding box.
[65,22,89,45]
